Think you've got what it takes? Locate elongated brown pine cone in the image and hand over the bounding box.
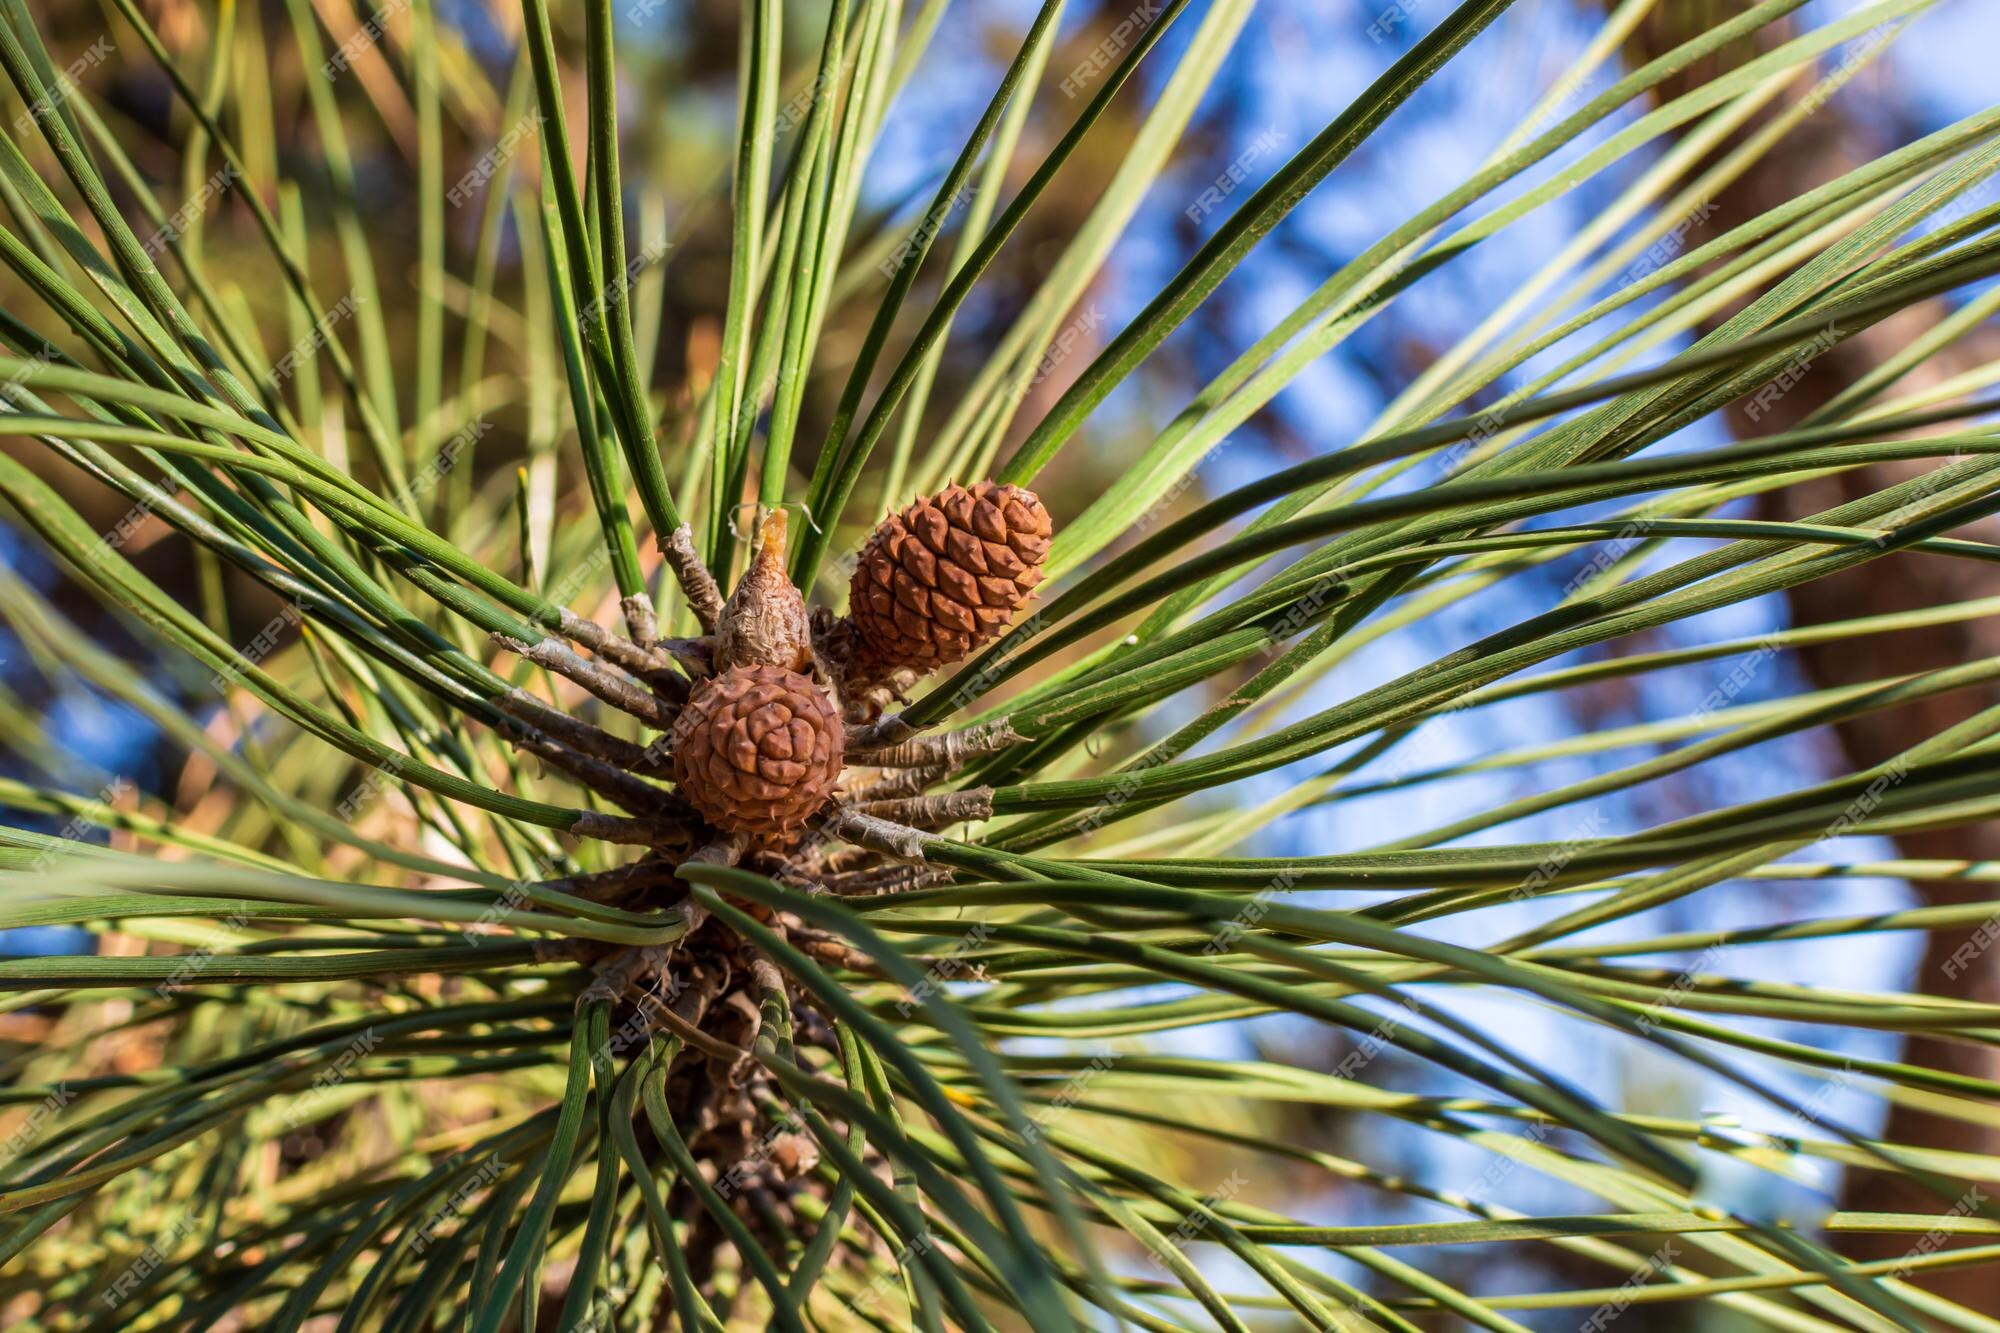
[848,482,1052,673]
[716,509,813,672]
[672,665,844,836]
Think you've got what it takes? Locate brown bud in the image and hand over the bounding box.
[671,665,844,836]
[847,482,1051,673]
[716,509,813,673]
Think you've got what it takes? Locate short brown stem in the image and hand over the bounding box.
[848,788,993,830]
[620,593,660,646]
[494,634,678,730]
[555,607,682,688]
[498,689,673,774]
[848,719,1020,768]
[572,810,698,850]
[507,725,686,815]
[844,712,918,751]
[819,805,933,861]
[661,525,726,633]
[847,764,948,802]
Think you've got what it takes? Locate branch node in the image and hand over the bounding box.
[820,805,933,861]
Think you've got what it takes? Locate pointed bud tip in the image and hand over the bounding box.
[756,508,788,567]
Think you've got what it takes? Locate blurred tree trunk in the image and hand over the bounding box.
[1613,9,2000,1310]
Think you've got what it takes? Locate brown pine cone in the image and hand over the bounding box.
[847,481,1052,673]
[671,665,844,837]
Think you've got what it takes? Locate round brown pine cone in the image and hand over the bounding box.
[848,481,1052,672]
[671,665,844,837]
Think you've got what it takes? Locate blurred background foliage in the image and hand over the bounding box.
[5,0,2000,1325]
